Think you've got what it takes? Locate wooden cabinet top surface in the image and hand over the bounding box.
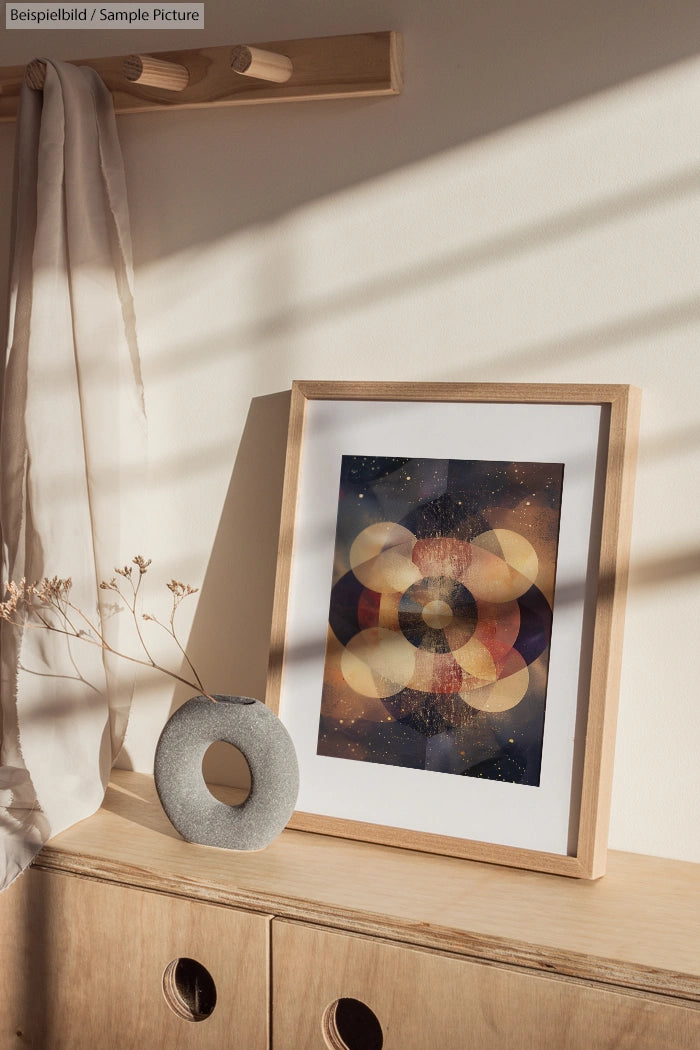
[35,769,700,1002]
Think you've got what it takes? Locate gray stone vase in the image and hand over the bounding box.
[154,695,299,851]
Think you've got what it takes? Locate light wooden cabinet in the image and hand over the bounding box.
[272,920,699,1049]
[1,867,269,1049]
[1,770,698,1050]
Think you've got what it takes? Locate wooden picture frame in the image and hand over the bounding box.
[267,382,640,878]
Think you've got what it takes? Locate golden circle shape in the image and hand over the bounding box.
[463,665,530,712]
[340,628,416,699]
[470,529,539,596]
[461,543,533,603]
[350,522,421,593]
[452,636,498,684]
[421,599,454,629]
[491,529,539,582]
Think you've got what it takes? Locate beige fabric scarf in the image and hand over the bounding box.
[0,61,146,889]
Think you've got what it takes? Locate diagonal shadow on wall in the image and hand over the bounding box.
[176,390,292,785]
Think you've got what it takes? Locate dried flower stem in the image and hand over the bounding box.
[0,557,215,701]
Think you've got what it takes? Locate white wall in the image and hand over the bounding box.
[1,1,700,862]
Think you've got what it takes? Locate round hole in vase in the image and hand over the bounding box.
[202,740,252,805]
[322,998,384,1050]
[154,695,299,851]
[162,957,216,1022]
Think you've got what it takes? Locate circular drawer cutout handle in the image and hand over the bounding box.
[162,957,217,1022]
[322,997,383,1050]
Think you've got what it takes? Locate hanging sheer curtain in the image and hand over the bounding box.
[0,61,147,889]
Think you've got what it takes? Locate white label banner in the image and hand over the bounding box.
[5,4,204,28]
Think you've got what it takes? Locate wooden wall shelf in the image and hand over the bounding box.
[0,31,402,122]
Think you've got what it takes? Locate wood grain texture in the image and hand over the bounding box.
[266,382,309,719]
[272,920,700,1050]
[286,380,636,404]
[0,864,270,1049]
[265,381,641,877]
[122,55,190,91]
[0,32,402,122]
[577,385,642,877]
[230,46,294,84]
[30,770,700,1002]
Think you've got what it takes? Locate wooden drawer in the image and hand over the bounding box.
[0,868,270,1050]
[271,919,700,1050]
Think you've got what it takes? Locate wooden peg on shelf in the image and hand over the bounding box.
[123,55,189,91]
[0,32,401,121]
[24,59,47,90]
[230,45,293,84]
[24,54,190,93]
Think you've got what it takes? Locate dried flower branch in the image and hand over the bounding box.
[0,556,215,701]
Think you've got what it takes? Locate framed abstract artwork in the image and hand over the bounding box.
[267,382,640,878]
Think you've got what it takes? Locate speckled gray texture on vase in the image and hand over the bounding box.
[154,695,299,851]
